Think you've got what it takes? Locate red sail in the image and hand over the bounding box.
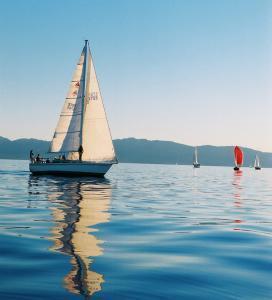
[234,146,243,166]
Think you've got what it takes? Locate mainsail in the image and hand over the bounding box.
[50,41,116,162]
[50,48,85,153]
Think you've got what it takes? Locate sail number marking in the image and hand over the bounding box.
[67,103,75,110]
[90,92,98,100]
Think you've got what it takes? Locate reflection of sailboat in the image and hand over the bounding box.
[30,177,111,298]
[193,147,200,168]
[254,154,261,170]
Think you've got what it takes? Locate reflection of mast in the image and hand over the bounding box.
[48,178,111,298]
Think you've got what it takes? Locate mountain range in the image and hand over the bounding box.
[0,136,271,167]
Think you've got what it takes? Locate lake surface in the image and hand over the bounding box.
[0,160,271,299]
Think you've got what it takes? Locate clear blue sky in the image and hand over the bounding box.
[0,0,271,151]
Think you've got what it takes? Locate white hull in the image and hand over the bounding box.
[29,162,112,177]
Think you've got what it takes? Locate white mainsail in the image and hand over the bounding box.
[50,48,85,153]
[50,41,116,162]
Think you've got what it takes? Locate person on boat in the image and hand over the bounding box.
[78,145,83,161]
[29,150,34,163]
[62,154,66,160]
[36,154,41,163]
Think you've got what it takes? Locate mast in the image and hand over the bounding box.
[79,40,89,147]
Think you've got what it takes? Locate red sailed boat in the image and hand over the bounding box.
[234,146,243,171]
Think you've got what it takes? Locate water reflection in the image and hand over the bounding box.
[232,171,243,229]
[232,170,243,207]
[28,176,112,298]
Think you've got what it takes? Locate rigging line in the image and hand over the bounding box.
[79,40,88,146]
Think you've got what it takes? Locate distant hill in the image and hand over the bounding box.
[114,138,272,167]
[0,136,271,167]
[0,137,49,160]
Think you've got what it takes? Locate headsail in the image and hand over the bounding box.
[82,44,116,162]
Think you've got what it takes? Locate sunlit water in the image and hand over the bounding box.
[0,160,271,299]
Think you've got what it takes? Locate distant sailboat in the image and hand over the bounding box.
[29,40,117,176]
[254,154,261,170]
[193,147,200,168]
[234,146,243,171]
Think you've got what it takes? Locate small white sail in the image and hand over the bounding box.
[254,155,260,168]
[82,45,116,162]
[50,48,86,153]
[194,147,198,164]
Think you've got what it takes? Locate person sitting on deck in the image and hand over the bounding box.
[29,150,34,163]
[36,154,41,162]
[78,145,83,161]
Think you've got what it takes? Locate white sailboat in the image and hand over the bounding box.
[254,154,261,170]
[193,147,200,168]
[29,40,117,176]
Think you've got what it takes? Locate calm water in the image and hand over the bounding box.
[0,160,271,299]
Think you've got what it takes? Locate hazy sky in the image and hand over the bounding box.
[0,0,271,151]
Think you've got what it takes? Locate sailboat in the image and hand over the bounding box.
[254,154,261,170]
[233,146,243,171]
[29,40,117,176]
[193,147,200,168]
